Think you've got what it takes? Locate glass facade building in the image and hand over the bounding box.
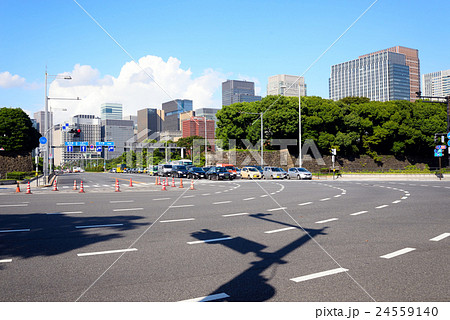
[162,99,193,131]
[101,103,123,120]
[329,51,410,102]
[422,69,450,98]
[222,80,261,106]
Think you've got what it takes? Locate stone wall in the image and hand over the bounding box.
[0,152,33,179]
[207,149,445,172]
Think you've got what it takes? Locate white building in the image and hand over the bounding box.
[422,69,450,97]
[267,74,306,97]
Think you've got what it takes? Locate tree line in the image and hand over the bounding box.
[215,96,447,160]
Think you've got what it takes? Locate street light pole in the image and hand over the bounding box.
[298,90,302,167]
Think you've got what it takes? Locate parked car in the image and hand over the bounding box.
[147,165,158,176]
[216,163,238,179]
[205,166,233,180]
[157,164,172,177]
[170,165,189,178]
[247,165,264,174]
[263,167,287,179]
[241,166,262,179]
[288,167,312,180]
[188,167,206,179]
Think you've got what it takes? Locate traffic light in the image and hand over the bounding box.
[74,129,81,138]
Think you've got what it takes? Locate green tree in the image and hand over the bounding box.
[0,107,41,152]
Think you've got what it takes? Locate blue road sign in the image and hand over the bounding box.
[80,146,87,152]
[448,132,450,139]
[434,150,443,157]
[39,137,47,144]
[65,141,89,146]
[108,146,115,152]
[67,146,73,152]
[96,146,102,152]
[96,141,115,146]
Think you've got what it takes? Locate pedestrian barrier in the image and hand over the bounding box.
[26,181,32,194]
[73,180,77,190]
[115,179,120,192]
[79,180,85,193]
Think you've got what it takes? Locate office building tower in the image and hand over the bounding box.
[137,108,164,142]
[102,119,134,159]
[182,116,215,140]
[101,103,123,120]
[422,69,450,97]
[359,46,420,101]
[162,99,193,132]
[329,51,410,102]
[33,110,53,136]
[222,80,261,106]
[267,74,307,97]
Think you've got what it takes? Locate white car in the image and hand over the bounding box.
[288,167,312,180]
[263,167,286,179]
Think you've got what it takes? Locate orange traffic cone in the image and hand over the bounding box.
[73,180,77,190]
[52,180,58,191]
[115,179,120,192]
[15,182,21,193]
[79,180,85,193]
[179,178,184,188]
[155,176,159,185]
[190,179,195,190]
[171,176,176,187]
[129,178,133,187]
[162,182,166,191]
[26,181,32,194]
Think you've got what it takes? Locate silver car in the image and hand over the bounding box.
[263,167,286,179]
[288,167,312,180]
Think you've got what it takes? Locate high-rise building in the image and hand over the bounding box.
[222,80,261,106]
[267,74,307,97]
[162,99,193,131]
[33,110,53,136]
[182,116,215,140]
[329,51,410,102]
[137,108,164,142]
[101,103,123,120]
[359,46,420,101]
[422,69,450,97]
[102,119,134,159]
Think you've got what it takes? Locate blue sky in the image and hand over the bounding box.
[1,0,449,124]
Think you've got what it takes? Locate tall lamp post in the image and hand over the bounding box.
[44,70,75,184]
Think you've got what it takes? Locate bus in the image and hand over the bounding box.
[169,159,193,166]
[116,164,127,173]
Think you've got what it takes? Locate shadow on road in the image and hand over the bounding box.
[0,213,148,262]
[190,213,327,301]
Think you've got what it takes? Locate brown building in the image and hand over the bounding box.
[182,116,215,141]
[360,46,420,102]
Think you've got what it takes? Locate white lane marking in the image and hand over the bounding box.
[375,205,389,209]
[315,218,339,224]
[77,248,137,257]
[0,259,12,263]
[182,195,195,198]
[350,211,368,216]
[215,191,222,194]
[0,229,30,233]
[334,195,341,198]
[267,207,287,212]
[160,218,195,223]
[430,233,450,242]
[260,195,268,197]
[213,201,232,205]
[56,202,85,206]
[113,208,144,212]
[264,227,296,234]
[202,193,211,196]
[243,197,255,201]
[75,224,124,229]
[298,202,313,206]
[290,267,349,283]
[48,211,83,215]
[392,200,401,204]
[170,204,195,208]
[179,292,230,302]
[320,198,331,201]
[153,198,171,201]
[187,237,232,245]
[380,247,416,259]
[222,212,251,217]
[0,204,28,207]
[110,200,134,203]
[401,196,408,200]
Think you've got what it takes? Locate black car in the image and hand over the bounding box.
[170,165,189,178]
[205,166,233,180]
[188,167,206,179]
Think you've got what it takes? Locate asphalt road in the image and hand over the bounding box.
[0,172,449,302]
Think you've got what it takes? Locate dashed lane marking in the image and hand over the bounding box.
[350,211,368,216]
[187,237,233,245]
[75,224,124,229]
[264,227,296,234]
[430,233,450,242]
[315,218,339,224]
[179,292,230,302]
[290,267,349,283]
[77,248,138,257]
[380,247,416,259]
[160,218,195,223]
[298,202,313,206]
[222,212,251,217]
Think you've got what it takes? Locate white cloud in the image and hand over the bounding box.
[0,71,26,88]
[48,56,226,124]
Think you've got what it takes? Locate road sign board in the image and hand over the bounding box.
[434,150,443,157]
[436,145,447,150]
[108,146,115,152]
[67,146,73,152]
[96,146,102,152]
[80,146,87,152]
[96,141,115,146]
[65,141,88,146]
[39,137,47,144]
[90,144,94,150]
[448,132,450,139]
